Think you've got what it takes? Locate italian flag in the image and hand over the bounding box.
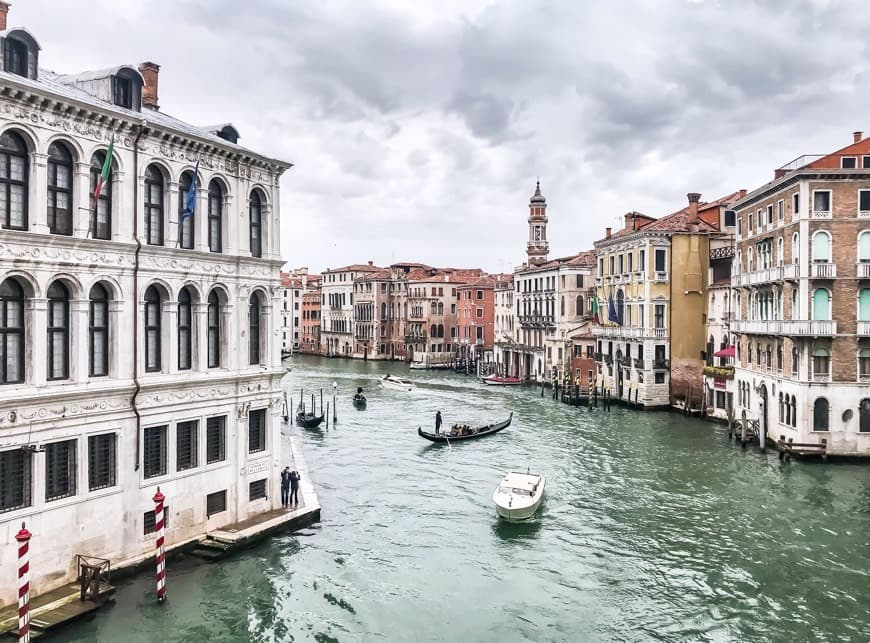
[93,137,114,202]
[591,295,599,324]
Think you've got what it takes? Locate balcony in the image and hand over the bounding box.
[810,262,836,279]
[858,321,870,335]
[603,355,613,365]
[635,271,646,282]
[593,326,667,339]
[702,365,735,379]
[633,357,644,369]
[710,246,735,261]
[730,319,838,336]
[653,271,668,282]
[812,209,832,219]
[732,263,798,287]
[653,358,669,370]
[858,262,870,278]
[519,315,555,328]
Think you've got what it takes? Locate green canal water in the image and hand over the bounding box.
[60,356,870,642]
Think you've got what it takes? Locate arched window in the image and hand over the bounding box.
[47,142,73,235]
[747,341,752,364]
[777,238,784,266]
[790,395,797,427]
[250,190,262,258]
[380,302,386,319]
[89,283,109,377]
[178,288,192,370]
[0,278,24,383]
[144,286,162,372]
[178,171,196,249]
[438,324,444,338]
[208,290,221,368]
[812,231,831,263]
[860,399,870,433]
[430,324,437,337]
[812,288,831,320]
[860,231,870,263]
[5,37,28,77]
[576,295,584,316]
[249,293,261,365]
[778,392,783,423]
[47,281,70,380]
[0,131,28,230]
[90,150,113,240]
[792,232,799,264]
[208,180,223,253]
[144,165,164,245]
[813,398,829,431]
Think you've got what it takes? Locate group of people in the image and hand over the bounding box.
[433,411,474,436]
[280,467,300,507]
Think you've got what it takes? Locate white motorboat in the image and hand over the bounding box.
[492,471,545,521]
[379,374,415,391]
[408,362,427,370]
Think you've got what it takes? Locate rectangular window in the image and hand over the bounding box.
[842,156,857,169]
[207,490,227,517]
[143,425,167,479]
[724,210,736,227]
[618,254,624,274]
[88,433,116,491]
[813,190,831,213]
[45,439,77,502]
[654,249,666,272]
[176,420,198,472]
[0,449,31,513]
[654,304,665,328]
[476,326,483,340]
[793,193,799,214]
[113,75,132,109]
[609,256,614,274]
[639,249,645,271]
[737,218,742,237]
[748,213,753,231]
[859,190,870,214]
[767,205,773,224]
[476,308,483,318]
[143,507,168,535]
[627,254,633,273]
[476,290,483,300]
[777,200,784,221]
[248,408,266,453]
[249,479,267,501]
[654,372,665,384]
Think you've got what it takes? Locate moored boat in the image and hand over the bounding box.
[380,374,415,391]
[417,413,512,443]
[408,362,427,370]
[352,395,367,409]
[295,410,324,429]
[483,375,523,386]
[493,471,546,521]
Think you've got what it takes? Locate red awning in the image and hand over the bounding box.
[713,346,735,358]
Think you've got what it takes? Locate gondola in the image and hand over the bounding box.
[296,411,324,429]
[352,395,367,410]
[417,412,512,443]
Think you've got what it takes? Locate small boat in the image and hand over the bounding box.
[409,362,427,370]
[417,413,512,443]
[380,375,415,391]
[352,395,367,409]
[493,471,546,521]
[483,375,523,386]
[295,410,324,429]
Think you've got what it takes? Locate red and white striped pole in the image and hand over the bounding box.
[153,487,166,604]
[16,522,31,642]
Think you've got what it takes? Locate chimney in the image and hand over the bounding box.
[368,260,373,266]
[687,192,701,225]
[0,3,10,32]
[139,61,160,111]
[854,131,864,144]
[605,227,611,239]
[738,189,747,199]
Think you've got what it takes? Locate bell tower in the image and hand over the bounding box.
[527,180,549,265]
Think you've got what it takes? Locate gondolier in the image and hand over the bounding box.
[435,411,442,434]
[417,413,513,443]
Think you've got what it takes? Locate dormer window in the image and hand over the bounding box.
[5,38,26,77]
[113,75,132,109]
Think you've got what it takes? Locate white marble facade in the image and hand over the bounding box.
[0,28,291,606]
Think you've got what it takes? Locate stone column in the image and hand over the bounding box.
[165,301,178,375]
[194,302,208,371]
[71,299,88,384]
[74,162,91,238]
[109,299,126,379]
[27,298,47,386]
[166,180,179,249]
[111,171,127,243]
[30,153,48,234]
[195,186,208,253]
[223,194,235,256]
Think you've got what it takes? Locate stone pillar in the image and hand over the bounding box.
[28,299,47,386]
[109,299,125,379]
[166,180,179,249]
[71,299,88,383]
[165,301,178,375]
[223,194,235,256]
[195,187,208,253]
[194,302,208,371]
[30,153,48,234]
[74,162,91,238]
[111,171,127,243]
[221,301,233,371]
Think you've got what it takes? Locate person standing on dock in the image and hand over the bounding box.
[280,467,292,508]
[290,470,300,506]
[435,410,442,434]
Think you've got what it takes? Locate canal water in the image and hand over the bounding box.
[62,356,870,642]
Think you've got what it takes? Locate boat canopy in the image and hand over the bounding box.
[501,472,541,492]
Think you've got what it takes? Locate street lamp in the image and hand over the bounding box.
[332,381,337,423]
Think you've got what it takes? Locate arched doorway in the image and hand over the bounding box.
[615,349,624,398]
[758,383,768,442]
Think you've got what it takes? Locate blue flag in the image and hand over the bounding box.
[608,296,621,326]
[182,160,199,219]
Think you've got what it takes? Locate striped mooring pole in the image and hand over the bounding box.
[16,522,31,642]
[153,487,166,604]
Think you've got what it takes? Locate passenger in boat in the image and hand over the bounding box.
[354,386,365,401]
[435,410,442,434]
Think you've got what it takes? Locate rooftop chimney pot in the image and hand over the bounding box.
[687,192,701,225]
[605,227,612,239]
[139,61,160,111]
[0,3,10,32]
[854,131,863,144]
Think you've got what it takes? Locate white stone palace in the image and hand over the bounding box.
[0,4,292,606]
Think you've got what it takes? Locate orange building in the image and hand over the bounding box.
[456,277,497,361]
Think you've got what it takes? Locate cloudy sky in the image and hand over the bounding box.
[18,0,870,273]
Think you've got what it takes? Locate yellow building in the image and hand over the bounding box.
[593,193,739,408]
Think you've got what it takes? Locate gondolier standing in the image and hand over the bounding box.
[435,411,442,434]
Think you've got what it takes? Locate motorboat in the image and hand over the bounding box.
[492,471,545,521]
[380,374,415,391]
[409,362,427,370]
[417,413,512,443]
[483,375,523,386]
